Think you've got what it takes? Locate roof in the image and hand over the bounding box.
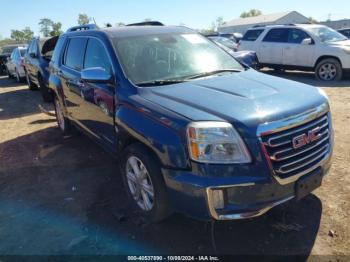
[221,11,301,28]
[64,25,195,38]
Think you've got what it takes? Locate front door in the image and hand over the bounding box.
[79,37,116,149]
[282,28,315,67]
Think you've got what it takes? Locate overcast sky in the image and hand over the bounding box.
[1,0,349,38]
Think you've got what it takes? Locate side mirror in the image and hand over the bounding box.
[301,38,313,45]
[29,52,37,58]
[81,67,112,83]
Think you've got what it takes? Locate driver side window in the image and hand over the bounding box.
[84,38,111,73]
[288,29,312,44]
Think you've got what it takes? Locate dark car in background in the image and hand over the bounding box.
[24,36,58,102]
[49,25,333,222]
[208,36,260,69]
[338,28,350,38]
[0,44,27,75]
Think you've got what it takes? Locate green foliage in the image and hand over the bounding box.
[240,9,262,18]
[10,27,34,43]
[50,22,63,36]
[0,38,17,51]
[115,22,125,27]
[308,17,318,24]
[39,18,54,37]
[78,13,90,25]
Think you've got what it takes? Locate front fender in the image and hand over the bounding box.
[115,102,190,169]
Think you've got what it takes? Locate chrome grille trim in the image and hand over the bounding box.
[257,103,333,185]
[265,116,328,147]
[276,143,329,174]
[271,130,329,161]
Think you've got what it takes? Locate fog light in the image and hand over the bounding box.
[212,189,225,209]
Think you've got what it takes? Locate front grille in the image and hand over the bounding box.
[260,113,331,179]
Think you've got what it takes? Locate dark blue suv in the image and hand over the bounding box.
[49,25,333,222]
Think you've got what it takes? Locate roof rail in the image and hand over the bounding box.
[252,23,298,28]
[126,21,164,26]
[66,24,99,32]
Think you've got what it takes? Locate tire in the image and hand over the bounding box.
[7,67,13,79]
[54,96,71,135]
[315,58,343,81]
[15,69,22,83]
[25,71,38,90]
[38,75,53,102]
[121,143,171,222]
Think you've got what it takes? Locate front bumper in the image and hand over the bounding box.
[162,152,332,221]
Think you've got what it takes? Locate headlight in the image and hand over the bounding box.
[342,47,350,55]
[187,121,251,164]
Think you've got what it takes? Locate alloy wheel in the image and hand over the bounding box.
[125,156,155,211]
[318,63,337,81]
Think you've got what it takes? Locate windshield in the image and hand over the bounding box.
[113,33,243,85]
[209,37,236,49]
[307,26,347,43]
[1,46,17,55]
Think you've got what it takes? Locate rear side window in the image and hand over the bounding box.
[64,38,88,71]
[51,37,66,65]
[242,29,264,41]
[84,38,111,72]
[263,28,289,43]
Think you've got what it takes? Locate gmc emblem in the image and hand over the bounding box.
[292,126,322,149]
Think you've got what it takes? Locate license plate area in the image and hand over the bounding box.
[295,168,323,201]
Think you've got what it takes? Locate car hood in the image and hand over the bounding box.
[328,39,350,47]
[140,70,327,136]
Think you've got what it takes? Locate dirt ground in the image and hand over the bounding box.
[0,71,349,259]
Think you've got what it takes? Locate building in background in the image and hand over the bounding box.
[219,11,310,34]
[320,19,350,30]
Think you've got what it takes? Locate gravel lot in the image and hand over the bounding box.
[0,71,349,258]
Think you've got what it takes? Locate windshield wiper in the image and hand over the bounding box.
[136,79,187,87]
[185,69,243,80]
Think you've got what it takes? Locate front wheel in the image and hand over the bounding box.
[315,58,343,81]
[121,143,171,222]
[26,71,38,90]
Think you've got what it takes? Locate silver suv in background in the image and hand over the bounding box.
[6,46,28,82]
[238,24,350,81]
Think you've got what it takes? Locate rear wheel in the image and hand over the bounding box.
[25,71,38,90]
[54,96,71,135]
[315,58,343,81]
[7,67,13,79]
[15,69,22,83]
[121,143,171,223]
[38,75,53,102]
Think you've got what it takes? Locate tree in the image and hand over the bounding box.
[115,22,125,27]
[39,18,54,37]
[50,22,63,36]
[211,16,225,31]
[22,27,34,41]
[10,27,33,42]
[240,9,262,18]
[308,17,318,24]
[78,13,90,25]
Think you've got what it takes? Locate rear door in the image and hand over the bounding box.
[79,37,116,148]
[7,51,15,74]
[239,29,264,51]
[283,28,315,67]
[60,37,88,123]
[259,28,289,65]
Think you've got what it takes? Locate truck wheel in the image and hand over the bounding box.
[121,143,171,222]
[15,69,22,83]
[25,71,38,90]
[38,75,53,102]
[54,96,71,135]
[7,67,13,79]
[315,58,343,81]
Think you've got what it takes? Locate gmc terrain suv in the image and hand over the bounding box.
[49,24,333,222]
[239,24,350,81]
